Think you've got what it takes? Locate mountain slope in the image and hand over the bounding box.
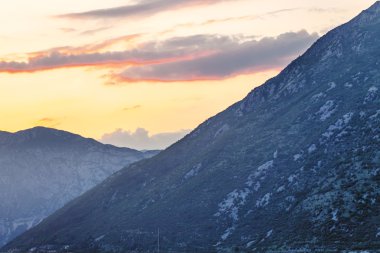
[0,127,157,247]
[4,2,380,252]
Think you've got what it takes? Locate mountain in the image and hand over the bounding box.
[4,2,380,253]
[0,127,158,247]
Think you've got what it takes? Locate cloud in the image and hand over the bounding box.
[60,28,77,33]
[0,34,216,73]
[308,7,344,13]
[100,128,191,150]
[0,31,318,81]
[36,118,60,128]
[123,105,142,111]
[79,27,112,36]
[157,16,259,37]
[36,34,140,56]
[114,30,319,82]
[157,7,338,37]
[59,0,232,20]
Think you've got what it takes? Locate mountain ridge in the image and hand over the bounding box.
[0,127,158,247]
[1,127,136,151]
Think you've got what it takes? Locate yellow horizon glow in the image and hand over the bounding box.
[0,68,279,138]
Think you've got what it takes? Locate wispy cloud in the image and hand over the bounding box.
[158,7,343,36]
[0,34,224,73]
[157,15,259,37]
[60,28,77,33]
[100,128,191,150]
[26,34,140,58]
[59,0,233,20]
[308,7,345,13]
[36,118,60,128]
[0,50,211,74]
[79,27,112,36]
[123,105,142,111]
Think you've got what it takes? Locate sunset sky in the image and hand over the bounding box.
[0,0,376,149]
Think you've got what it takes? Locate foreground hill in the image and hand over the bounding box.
[4,2,380,253]
[0,127,157,246]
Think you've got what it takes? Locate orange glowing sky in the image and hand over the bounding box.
[0,0,376,149]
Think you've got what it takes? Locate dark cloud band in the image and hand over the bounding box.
[0,31,318,82]
[60,0,232,19]
[116,31,319,82]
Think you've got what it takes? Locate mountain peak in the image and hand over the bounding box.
[16,126,74,135]
[0,128,154,247]
[350,1,380,26]
[362,0,380,16]
[12,126,84,144]
[237,1,380,115]
[369,1,380,11]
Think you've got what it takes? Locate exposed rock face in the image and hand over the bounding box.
[3,2,380,253]
[0,127,156,246]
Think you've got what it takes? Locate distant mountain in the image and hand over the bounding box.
[0,127,157,246]
[0,131,11,141]
[4,2,380,253]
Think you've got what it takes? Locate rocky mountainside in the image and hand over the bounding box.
[0,127,157,247]
[4,2,380,253]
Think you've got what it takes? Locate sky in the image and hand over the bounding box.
[0,0,376,150]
